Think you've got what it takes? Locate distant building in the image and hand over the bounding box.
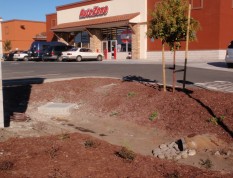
[1,19,46,52]
[46,0,233,61]
[0,17,3,58]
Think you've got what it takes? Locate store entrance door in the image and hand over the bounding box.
[102,41,108,59]
[110,40,117,59]
[102,40,117,60]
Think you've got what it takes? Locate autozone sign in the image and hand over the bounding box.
[79,6,109,19]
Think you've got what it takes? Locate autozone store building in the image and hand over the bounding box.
[47,0,233,61]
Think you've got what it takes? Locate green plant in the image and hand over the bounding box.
[199,159,213,169]
[115,147,136,161]
[0,161,14,171]
[127,92,136,97]
[110,111,119,117]
[147,0,200,92]
[166,171,180,178]
[47,145,60,159]
[219,115,225,122]
[3,40,12,52]
[208,115,225,125]
[208,117,218,125]
[84,140,98,148]
[149,111,158,121]
[59,133,70,140]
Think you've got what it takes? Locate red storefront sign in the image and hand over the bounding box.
[79,6,109,19]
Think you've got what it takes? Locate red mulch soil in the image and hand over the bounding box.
[1,78,233,178]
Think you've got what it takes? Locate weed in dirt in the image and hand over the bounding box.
[0,161,14,171]
[48,168,71,178]
[199,159,213,169]
[166,171,180,178]
[47,145,60,159]
[115,147,136,161]
[59,133,70,140]
[84,140,98,148]
[208,116,225,125]
[110,111,119,117]
[127,91,136,97]
[149,111,158,121]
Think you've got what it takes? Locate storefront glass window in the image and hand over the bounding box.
[116,28,132,52]
[75,31,90,48]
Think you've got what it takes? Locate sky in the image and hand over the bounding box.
[0,0,81,22]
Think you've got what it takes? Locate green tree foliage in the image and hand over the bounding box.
[147,0,200,49]
[3,40,12,52]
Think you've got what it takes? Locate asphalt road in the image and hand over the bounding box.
[2,61,233,88]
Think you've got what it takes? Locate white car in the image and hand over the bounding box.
[225,41,233,68]
[13,51,28,61]
[61,47,104,62]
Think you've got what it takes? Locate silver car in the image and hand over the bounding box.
[225,41,233,68]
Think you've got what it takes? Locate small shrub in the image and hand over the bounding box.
[84,140,97,148]
[208,117,218,125]
[208,116,225,125]
[149,111,158,121]
[199,159,213,169]
[166,171,180,178]
[47,146,60,159]
[110,111,119,117]
[219,115,225,122]
[115,147,136,161]
[0,161,14,171]
[59,133,70,140]
[127,92,136,97]
[48,168,71,178]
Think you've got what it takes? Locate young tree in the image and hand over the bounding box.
[3,40,12,52]
[147,0,200,92]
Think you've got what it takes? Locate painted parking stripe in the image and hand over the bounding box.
[194,81,233,93]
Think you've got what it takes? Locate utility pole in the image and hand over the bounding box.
[0,17,4,128]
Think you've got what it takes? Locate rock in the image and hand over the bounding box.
[227,151,232,157]
[181,151,188,159]
[158,154,165,159]
[165,154,173,160]
[174,155,182,161]
[152,148,162,156]
[214,151,221,156]
[168,142,176,148]
[187,149,196,156]
[159,144,167,149]
[173,144,180,151]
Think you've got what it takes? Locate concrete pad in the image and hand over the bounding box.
[38,102,77,116]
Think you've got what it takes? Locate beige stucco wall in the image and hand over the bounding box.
[57,0,147,24]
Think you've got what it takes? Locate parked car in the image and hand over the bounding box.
[13,50,28,61]
[61,48,104,62]
[27,41,67,61]
[225,41,233,68]
[42,45,73,61]
[3,50,19,61]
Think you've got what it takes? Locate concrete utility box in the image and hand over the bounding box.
[38,102,77,116]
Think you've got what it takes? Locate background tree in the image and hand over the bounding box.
[3,40,12,52]
[147,0,200,92]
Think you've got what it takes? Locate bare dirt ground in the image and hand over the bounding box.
[0,77,233,178]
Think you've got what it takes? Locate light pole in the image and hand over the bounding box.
[0,17,4,127]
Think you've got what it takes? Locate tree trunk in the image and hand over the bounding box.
[172,47,176,93]
[162,41,166,92]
